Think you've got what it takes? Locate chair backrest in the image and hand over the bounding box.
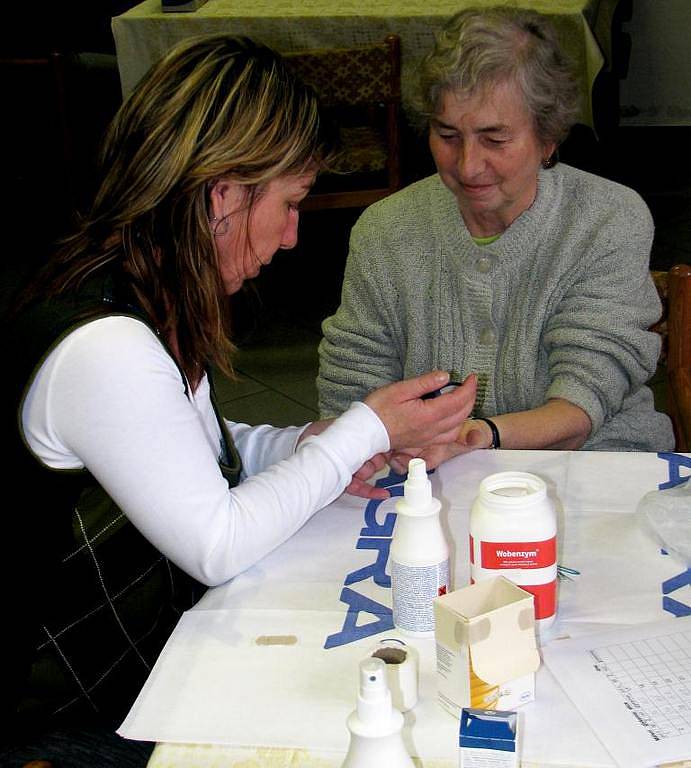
[285,35,402,210]
[651,265,691,372]
[666,264,691,375]
[286,36,401,108]
[651,264,691,451]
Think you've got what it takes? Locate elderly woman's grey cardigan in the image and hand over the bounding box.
[318,164,674,451]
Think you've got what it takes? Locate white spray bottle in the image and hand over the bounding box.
[341,657,415,768]
[390,457,450,637]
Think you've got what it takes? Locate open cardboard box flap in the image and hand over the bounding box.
[435,577,541,685]
[468,605,541,683]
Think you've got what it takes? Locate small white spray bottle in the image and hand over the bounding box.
[341,657,415,768]
[390,457,450,637]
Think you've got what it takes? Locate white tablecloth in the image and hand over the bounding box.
[117,449,691,767]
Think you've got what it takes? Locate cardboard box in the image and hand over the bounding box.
[459,708,519,768]
[433,576,540,717]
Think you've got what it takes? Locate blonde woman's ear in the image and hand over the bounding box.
[208,178,246,220]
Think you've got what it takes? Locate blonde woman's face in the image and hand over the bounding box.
[210,171,315,295]
[429,80,554,236]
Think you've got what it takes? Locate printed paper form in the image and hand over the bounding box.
[542,616,691,768]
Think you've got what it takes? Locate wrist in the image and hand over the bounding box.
[474,417,501,449]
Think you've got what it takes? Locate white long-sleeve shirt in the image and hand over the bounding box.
[21,316,389,586]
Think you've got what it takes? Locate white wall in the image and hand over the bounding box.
[619,0,691,125]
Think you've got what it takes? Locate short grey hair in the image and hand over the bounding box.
[417,8,580,146]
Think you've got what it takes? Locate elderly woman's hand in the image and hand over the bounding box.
[343,451,393,500]
[388,418,491,474]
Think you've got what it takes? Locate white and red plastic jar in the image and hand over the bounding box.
[469,471,557,631]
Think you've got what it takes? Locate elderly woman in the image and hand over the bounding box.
[2,36,476,763]
[318,8,674,463]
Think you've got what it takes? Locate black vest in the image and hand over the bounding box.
[2,270,242,739]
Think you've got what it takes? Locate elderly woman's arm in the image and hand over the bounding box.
[318,217,406,418]
[390,397,590,471]
[463,399,591,449]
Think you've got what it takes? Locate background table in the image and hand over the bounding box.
[112,0,621,127]
[118,449,691,767]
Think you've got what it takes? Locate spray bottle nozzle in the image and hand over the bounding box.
[359,658,387,699]
[356,658,393,725]
[407,458,426,482]
[402,458,432,509]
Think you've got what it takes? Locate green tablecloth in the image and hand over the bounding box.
[113,0,620,129]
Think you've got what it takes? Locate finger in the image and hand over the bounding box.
[425,374,477,416]
[353,452,389,481]
[353,460,377,481]
[417,441,471,469]
[370,452,388,472]
[415,445,448,470]
[424,425,468,446]
[412,408,473,447]
[345,478,390,500]
[393,370,451,401]
[389,450,417,474]
[432,406,476,437]
[419,385,476,434]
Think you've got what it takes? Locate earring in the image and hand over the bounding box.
[542,154,557,169]
[210,213,231,236]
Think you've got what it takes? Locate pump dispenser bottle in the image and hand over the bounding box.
[341,658,415,768]
[390,458,450,637]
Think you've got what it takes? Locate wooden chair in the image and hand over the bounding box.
[285,34,402,211]
[651,264,691,451]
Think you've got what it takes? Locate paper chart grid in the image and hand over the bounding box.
[589,630,691,741]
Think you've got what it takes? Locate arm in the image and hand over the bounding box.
[26,318,474,586]
[318,216,404,417]
[227,421,304,479]
[540,191,661,442]
[465,399,590,449]
[24,318,387,586]
[391,398,590,471]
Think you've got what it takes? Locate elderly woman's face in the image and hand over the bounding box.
[429,80,554,236]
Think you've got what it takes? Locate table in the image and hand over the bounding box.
[117,449,691,767]
[112,0,621,127]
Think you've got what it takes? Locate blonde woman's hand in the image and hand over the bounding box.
[365,371,477,451]
[299,372,476,499]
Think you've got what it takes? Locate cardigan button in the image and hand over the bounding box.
[476,256,492,273]
[479,326,496,345]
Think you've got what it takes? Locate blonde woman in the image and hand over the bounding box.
[3,36,475,762]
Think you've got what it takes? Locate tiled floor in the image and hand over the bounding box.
[214,316,322,427]
[216,125,691,429]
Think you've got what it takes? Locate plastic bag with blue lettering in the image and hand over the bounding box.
[637,477,691,567]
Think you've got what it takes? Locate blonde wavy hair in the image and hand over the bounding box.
[417,8,580,147]
[28,35,335,381]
